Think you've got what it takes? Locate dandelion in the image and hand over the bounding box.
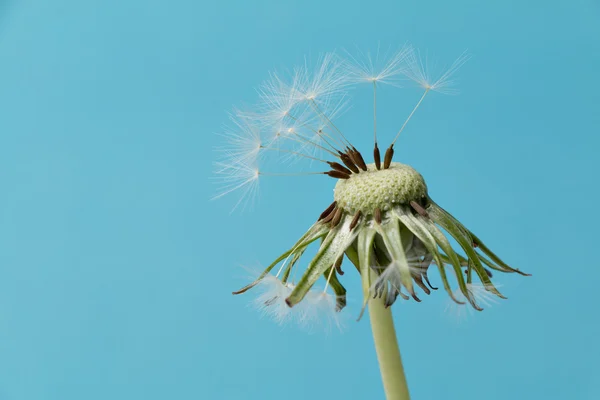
[215,46,530,400]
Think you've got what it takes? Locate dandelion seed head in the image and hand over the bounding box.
[334,163,428,215]
[223,45,527,331]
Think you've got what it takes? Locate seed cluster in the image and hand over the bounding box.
[333,163,428,215]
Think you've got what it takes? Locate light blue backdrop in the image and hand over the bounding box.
[0,1,599,399]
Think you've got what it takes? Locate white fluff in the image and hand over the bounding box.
[253,275,295,325]
[213,46,469,211]
[344,45,412,87]
[445,282,501,320]
[211,155,260,212]
[252,275,344,332]
[403,48,470,94]
[297,289,345,333]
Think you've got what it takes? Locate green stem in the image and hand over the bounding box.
[369,296,410,400]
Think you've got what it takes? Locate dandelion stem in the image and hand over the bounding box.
[369,290,410,400]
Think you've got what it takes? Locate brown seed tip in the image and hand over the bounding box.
[349,210,362,231]
[327,161,352,176]
[340,152,360,174]
[374,208,382,224]
[322,206,338,223]
[374,143,381,170]
[326,170,351,180]
[383,145,394,169]
[410,200,429,217]
[318,201,337,221]
[351,147,368,171]
[330,207,343,228]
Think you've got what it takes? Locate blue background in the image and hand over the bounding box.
[0,1,599,399]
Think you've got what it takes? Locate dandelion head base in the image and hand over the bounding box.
[334,162,428,215]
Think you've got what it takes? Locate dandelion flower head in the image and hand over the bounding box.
[214,45,530,327]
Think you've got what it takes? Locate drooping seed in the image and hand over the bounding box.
[330,207,343,228]
[318,201,337,221]
[264,297,277,306]
[407,285,421,302]
[349,210,362,231]
[374,208,382,224]
[322,206,338,223]
[373,279,385,299]
[334,256,344,275]
[422,271,438,290]
[410,200,429,217]
[412,275,431,295]
[385,289,400,308]
[335,295,346,312]
[397,288,409,301]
